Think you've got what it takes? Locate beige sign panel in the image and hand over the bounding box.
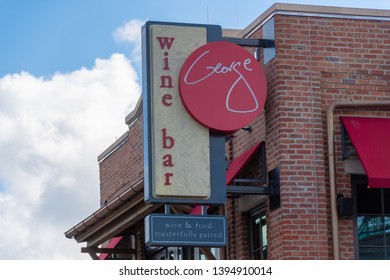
[149,25,211,198]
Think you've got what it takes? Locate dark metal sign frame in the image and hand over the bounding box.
[142,21,226,205]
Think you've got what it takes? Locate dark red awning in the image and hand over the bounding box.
[190,205,209,215]
[341,116,390,188]
[99,236,123,260]
[226,142,262,186]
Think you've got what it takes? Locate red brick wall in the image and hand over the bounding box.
[99,114,144,205]
[250,14,390,259]
[225,105,266,260]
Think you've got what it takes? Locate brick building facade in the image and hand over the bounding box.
[65,4,390,260]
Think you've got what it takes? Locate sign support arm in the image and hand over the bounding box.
[221,37,275,48]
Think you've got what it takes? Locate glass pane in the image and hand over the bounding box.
[262,245,268,260]
[359,247,385,260]
[251,216,261,250]
[261,211,267,247]
[250,209,267,260]
[357,216,384,246]
[356,184,382,214]
[385,216,390,246]
[387,248,390,260]
[210,248,220,260]
[252,249,261,260]
[177,248,182,260]
[384,189,390,214]
[182,247,194,260]
[262,224,267,247]
[168,249,175,260]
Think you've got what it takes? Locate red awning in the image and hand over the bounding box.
[190,205,209,215]
[341,116,390,188]
[99,236,123,260]
[226,142,262,186]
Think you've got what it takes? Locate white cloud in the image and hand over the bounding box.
[0,53,141,259]
[113,19,146,63]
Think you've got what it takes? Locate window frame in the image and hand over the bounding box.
[352,175,390,260]
[248,207,267,260]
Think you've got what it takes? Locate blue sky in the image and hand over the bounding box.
[0,0,266,77]
[2,0,388,78]
[0,0,389,260]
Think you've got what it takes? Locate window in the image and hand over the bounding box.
[148,247,220,260]
[192,248,220,260]
[353,176,390,259]
[249,208,267,259]
[148,247,182,260]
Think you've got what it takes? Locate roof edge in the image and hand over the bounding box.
[64,178,144,240]
[98,97,142,164]
[97,131,129,163]
[125,96,143,126]
[239,3,390,37]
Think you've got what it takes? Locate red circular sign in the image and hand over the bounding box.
[179,41,267,133]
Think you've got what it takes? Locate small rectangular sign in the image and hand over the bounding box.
[145,214,227,247]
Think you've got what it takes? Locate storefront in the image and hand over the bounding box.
[65,3,390,260]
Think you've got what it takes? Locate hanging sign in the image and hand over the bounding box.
[145,214,227,247]
[142,21,226,204]
[179,41,267,133]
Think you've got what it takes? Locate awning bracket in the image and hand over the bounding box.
[341,121,356,160]
[227,166,281,211]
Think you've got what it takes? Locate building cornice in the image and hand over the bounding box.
[239,3,390,38]
[125,96,143,126]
